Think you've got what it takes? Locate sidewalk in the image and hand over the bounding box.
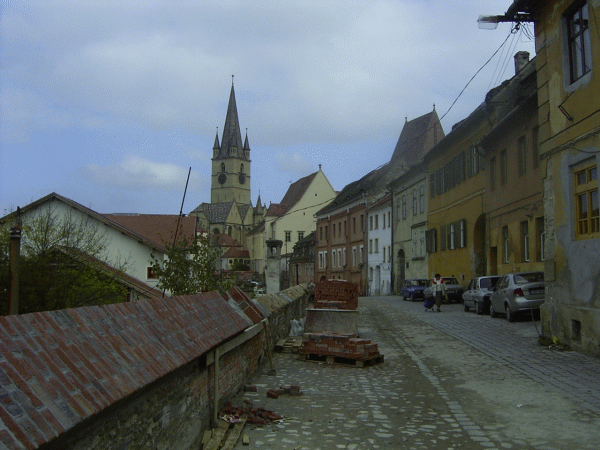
[230,296,600,449]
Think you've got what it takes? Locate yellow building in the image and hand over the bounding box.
[500,0,600,355]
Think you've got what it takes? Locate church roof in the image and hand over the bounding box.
[190,202,234,224]
[214,83,249,161]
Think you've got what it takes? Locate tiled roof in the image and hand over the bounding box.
[211,233,242,248]
[227,286,265,325]
[266,172,318,217]
[104,214,197,248]
[368,193,392,211]
[0,293,252,449]
[190,202,234,223]
[390,110,442,166]
[56,246,165,301]
[222,248,250,258]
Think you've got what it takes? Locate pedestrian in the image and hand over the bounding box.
[431,273,445,312]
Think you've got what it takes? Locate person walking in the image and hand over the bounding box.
[431,274,445,312]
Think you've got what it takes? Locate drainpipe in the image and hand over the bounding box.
[9,208,22,316]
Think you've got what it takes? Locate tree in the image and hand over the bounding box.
[149,231,233,296]
[0,205,129,315]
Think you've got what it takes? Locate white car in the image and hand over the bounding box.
[489,271,545,322]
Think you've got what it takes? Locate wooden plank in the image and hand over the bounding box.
[220,418,247,450]
[203,420,230,450]
[242,434,250,445]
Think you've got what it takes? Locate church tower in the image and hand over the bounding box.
[211,78,251,204]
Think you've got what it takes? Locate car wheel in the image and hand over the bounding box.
[475,302,483,315]
[463,301,469,312]
[506,304,516,322]
[490,304,498,318]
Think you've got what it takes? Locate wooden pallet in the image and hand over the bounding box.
[275,337,302,353]
[299,353,384,368]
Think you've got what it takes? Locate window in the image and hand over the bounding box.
[500,149,508,186]
[332,250,337,267]
[402,195,407,219]
[333,223,336,238]
[518,136,527,176]
[374,238,379,253]
[344,221,347,236]
[382,214,386,229]
[352,247,357,266]
[490,157,497,191]
[413,189,418,215]
[240,163,244,173]
[420,230,425,257]
[285,231,291,242]
[536,217,546,261]
[221,163,226,172]
[565,1,591,84]
[338,249,342,267]
[383,246,386,262]
[574,163,599,237]
[419,186,425,213]
[369,239,373,254]
[440,220,467,251]
[320,227,323,240]
[412,231,417,256]
[369,216,373,230]
[426,228,436,252]
[147,266,158,280]
[324,251,328,267]
[319,252,324,268]
[388,211,391,226]
[353,217,356,233]
[521,221,530,262]
[359,245,364,264]
[298,231,304,241]
[502,226,509,263]
[375,215,379,229]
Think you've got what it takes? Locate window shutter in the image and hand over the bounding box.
[461,219,467,248]
[440,225,446,251]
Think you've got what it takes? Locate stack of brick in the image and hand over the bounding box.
[313,280,358,310]
[299,333,380,360]
[300,280,383,365]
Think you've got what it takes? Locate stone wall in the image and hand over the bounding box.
[9,284,311,450]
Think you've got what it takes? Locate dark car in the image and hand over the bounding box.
[463,276,501,315]
[423,277,464,303]
[400,279,429,301]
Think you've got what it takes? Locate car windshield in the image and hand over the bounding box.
[480,277,500,289]
[513,272,544,284]
[410,280,428,286]
[442,278,459,285]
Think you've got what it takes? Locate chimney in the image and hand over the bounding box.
[514,51,530,74]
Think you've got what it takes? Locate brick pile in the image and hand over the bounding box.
[299,280,383,365]
[313,280,358,310]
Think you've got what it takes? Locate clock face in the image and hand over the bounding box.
[238,173,246,185]
[218,173,227,185]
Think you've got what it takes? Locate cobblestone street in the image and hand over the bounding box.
[232,296,600,449]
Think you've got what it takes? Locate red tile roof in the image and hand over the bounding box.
[227,286,265,325]
[104,214,197,248]
[0,294,252,449]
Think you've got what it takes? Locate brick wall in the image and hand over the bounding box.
[0,284,309,450]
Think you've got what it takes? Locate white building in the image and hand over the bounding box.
[366,194,392,295]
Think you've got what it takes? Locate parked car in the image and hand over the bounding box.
[489,271,545,322]
[400,279,429,301]
[463,276,501,315]
[423,277,464,303]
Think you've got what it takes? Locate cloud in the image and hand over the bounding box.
[274,152,315,178]
[84,155,204,191]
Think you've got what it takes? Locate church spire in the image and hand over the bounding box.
[218,76,246,160]
[213,127,220,151]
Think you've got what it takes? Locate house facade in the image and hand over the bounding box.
[389,163,430,291]
[479,58,544,276]
[499,0,600,355]
[289,231,316,286]
[366,194,392,295]
[263,169,336,288]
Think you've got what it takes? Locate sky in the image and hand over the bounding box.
[0,0,536,216]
